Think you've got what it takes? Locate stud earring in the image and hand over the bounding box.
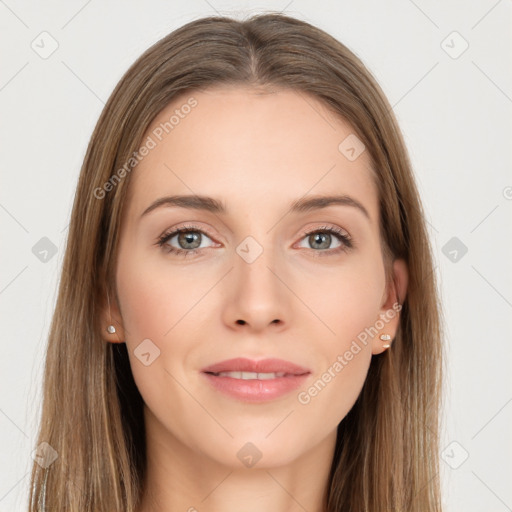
[107,325,116,334]
[380,333,391,348]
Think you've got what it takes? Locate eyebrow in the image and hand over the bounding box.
[140,194,371,221]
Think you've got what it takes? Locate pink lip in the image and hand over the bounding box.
[201,357,311,403]
[201,357,311,375]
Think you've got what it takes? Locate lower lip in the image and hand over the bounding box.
[202,372,310,402]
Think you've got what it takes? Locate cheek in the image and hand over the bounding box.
[297,344,372,440]
[115,254,198,431]
[115,249,210,397]
[296,273,380,428]
[294,256,384,414]
[116,247,204,340]
[301,253,386,341]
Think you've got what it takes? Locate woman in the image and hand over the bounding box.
[28,12,444,512]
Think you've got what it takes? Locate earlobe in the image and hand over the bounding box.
[100,293,126,343]
[379,333,392,348]
[372,333,395,355]
[371,258,408,355]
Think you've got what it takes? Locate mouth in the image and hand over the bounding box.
[200,358,311,402]
[205,371,292,379]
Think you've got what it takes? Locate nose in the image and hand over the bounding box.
[221,245,290,333]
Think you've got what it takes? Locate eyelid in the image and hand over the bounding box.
[156,223,219,246]
[297,223,350,239]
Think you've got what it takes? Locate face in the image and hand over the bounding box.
[105,85,407,469]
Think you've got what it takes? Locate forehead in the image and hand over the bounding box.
[125,86,378,222]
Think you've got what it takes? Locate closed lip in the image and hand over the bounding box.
[201,357,311,376]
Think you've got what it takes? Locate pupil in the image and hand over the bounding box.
[312,233,330,249]
[180,231,200,249]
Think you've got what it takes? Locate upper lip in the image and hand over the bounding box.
[201,357,311,376]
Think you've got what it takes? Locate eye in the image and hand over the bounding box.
[156,223,354,258]
[296,225,353,256]
[156,224,217,257]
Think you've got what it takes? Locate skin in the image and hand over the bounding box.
[102,85,408,512]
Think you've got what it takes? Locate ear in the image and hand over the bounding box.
[371,258,408,355]
[99,292,126,344]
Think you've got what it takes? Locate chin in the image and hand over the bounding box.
[199,430,312,470]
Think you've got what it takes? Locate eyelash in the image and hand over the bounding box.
[155,223,354,258]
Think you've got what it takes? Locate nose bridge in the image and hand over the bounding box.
[235,232,281,297]
[223,230,289,329]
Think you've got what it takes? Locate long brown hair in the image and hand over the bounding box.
[28,12,444,511]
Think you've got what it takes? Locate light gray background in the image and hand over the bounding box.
[1,1,511,510]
